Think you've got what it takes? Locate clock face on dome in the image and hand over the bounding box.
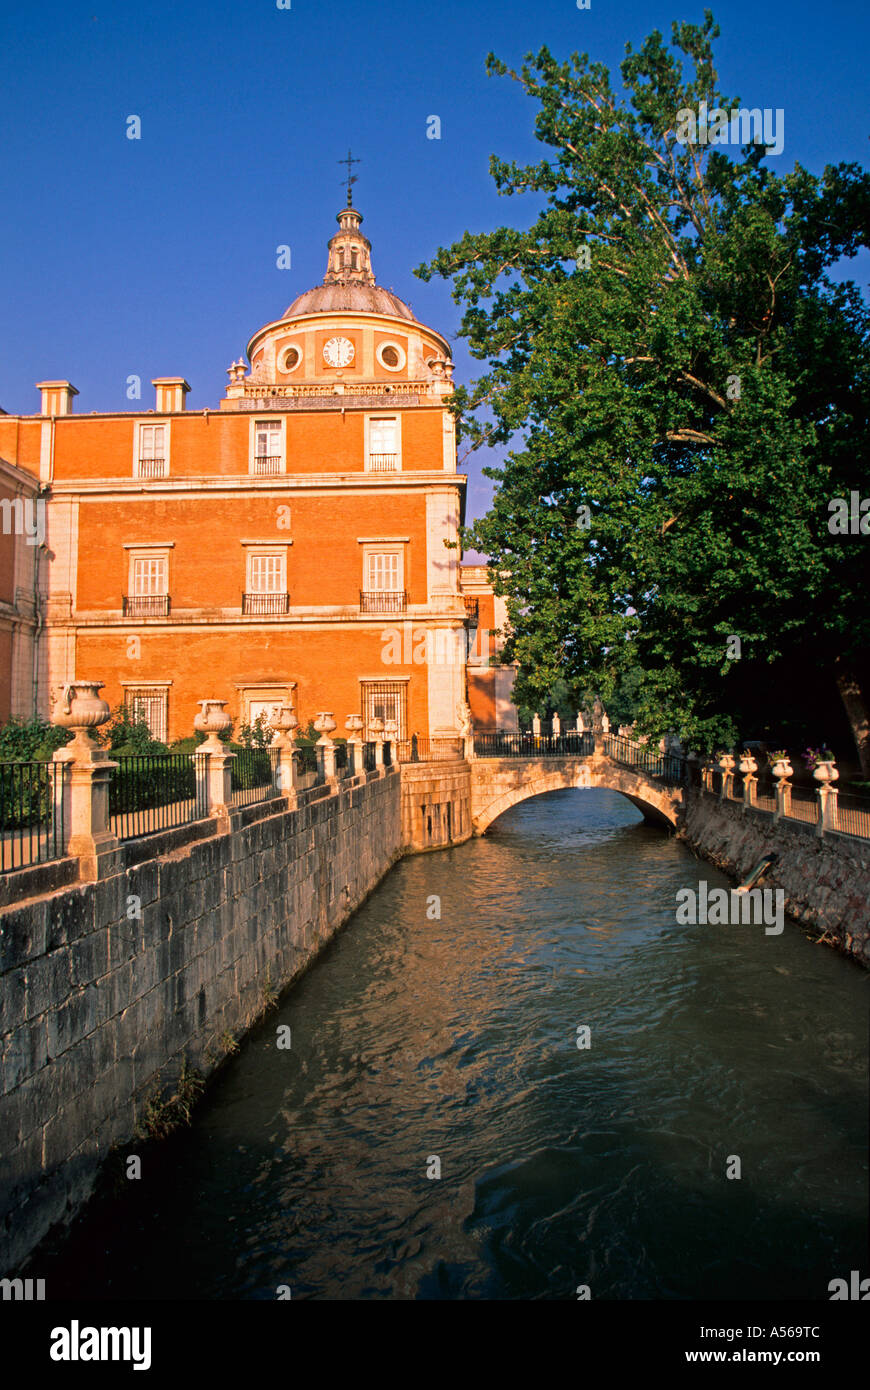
[323,336,355,368]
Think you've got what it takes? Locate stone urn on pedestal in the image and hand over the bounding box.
[812,754,839,835]
[193,699,234,816]
[313,712,338,780]
[717,753,735,800]
[769,754,793,821]
[270,703,299,795]
[194,699,233,750]
[738,751,758,807]
[812,759,838,786]
[52,681,112,755]
[383,718,398,763]
[270,703,298,746]
[51,680,119,878]
[345,714,364,774]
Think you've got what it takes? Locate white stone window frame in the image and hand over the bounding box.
[277,343,303,374]
[249,415,287,475]
[376,340,407,373]
[125,543,173,597]
[133,420,170,479]
[359,540,405,593]
[120,681,171,743]
[364,412,402,472]
[241,541,293,594]
[236,681,297,731]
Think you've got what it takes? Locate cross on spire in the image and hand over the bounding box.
[338,148,361,205]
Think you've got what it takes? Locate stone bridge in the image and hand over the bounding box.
[469,734,685,835]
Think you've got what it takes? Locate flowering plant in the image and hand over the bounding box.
[767,750,789,764]
[803,746,835,770]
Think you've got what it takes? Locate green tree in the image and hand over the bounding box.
[417,12,870,761]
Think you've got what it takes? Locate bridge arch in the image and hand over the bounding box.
[470,757,682,835]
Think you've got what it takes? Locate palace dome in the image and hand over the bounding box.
[280,201,417,324]
[283,281,416,322]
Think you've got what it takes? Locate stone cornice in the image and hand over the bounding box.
[46,472,466,498]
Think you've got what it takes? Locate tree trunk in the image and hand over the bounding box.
[835,658,870,776]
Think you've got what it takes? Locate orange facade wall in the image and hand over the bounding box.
[74,626,428,743]
[467,670,497,730]
[0,479,18,606]
[73,491,432,610]
[0,629,11,722]
[0,419,41,476]
[45,408,444,481]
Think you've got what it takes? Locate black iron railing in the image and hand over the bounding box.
[110,754,209,841]
[123,594,171,617]
[359,590,408,614]
[230,747,279,807]
[383,741,392,767]
[832,787,870,838]
[295,744,318,776]
[242,592,291,615]
[474,731,594,758]
[335,742,349,772]
[603,734,685,785]
[0,760,69,872]
[396,736,464,763]
[252,455,283,475]
[362,741,377,772]
[137,457,166,478]
[463,597,480,623]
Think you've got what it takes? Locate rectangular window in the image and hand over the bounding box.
[366,551,400,592]
[253,420,283,472]
[137,424,167,478]
[124,688,168,743]
[131,555,168,596]
[249,552,285,593]
[361,681,408,741]
[367,416,398,471]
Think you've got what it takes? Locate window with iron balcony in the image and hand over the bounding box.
[360,549,407,613]
[136,423,167,478]
[243,549,290,614]
[366,416,399,472]
[252,418,284,475]
[124,552,170,616]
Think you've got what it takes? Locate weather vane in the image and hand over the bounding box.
[338,148,361,205]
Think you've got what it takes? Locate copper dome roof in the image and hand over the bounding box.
[283,281,416,321]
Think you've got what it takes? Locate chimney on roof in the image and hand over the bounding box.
[152,378,191,412]
[36,380,78,416]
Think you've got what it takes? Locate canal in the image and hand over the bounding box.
[42,788,868,1300]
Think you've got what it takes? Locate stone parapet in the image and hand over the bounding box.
[680,787,870,966]
[0,766,401,1275]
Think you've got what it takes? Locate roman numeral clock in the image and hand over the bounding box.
[323,336,355,367]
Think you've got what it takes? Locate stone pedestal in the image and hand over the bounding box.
[814,760,839,837]
[202,747,235,818]
[718,756,735,801]
[50,679,120,880]
[817,785,839,836]
[345,715,364,777]
[52,745,121,881]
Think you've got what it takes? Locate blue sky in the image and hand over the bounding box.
[1,0,867,527]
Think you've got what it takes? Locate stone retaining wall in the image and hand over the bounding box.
[679,788,870,966]
[0,767,402,1273]
[400,759,472,852]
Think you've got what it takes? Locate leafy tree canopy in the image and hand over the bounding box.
[417,11,870,759]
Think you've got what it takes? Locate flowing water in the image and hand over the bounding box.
[42,789,868,1300]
